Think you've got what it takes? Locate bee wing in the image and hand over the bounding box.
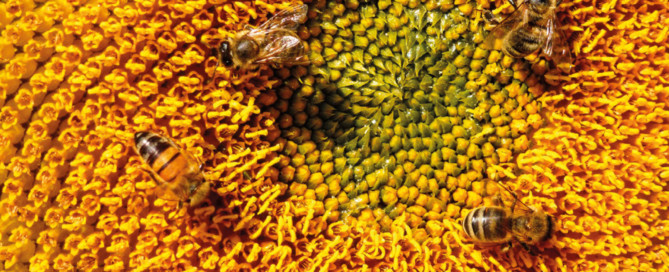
[253,32,309,65]
[161,134,182,149]
[258,4,308,31]
[543,16,573,72]
[509,196,536,217]
[486,179,535,216]
[483,5,530,50]
[161,134,205,170]
[154,178,189,202]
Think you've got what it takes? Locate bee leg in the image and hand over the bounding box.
[491,194,504,207]
[509,193,518,213]
[139,168,159,182]
[501,241,513,253]
[482,10,500,26]
[206,5,216,14]
[508,0,518,9]
[270,63,283,70]
[206,48,221,87]
[519,242,538,256]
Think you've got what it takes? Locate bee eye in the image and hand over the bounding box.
[219,41,230,53]
[218,41,234,67]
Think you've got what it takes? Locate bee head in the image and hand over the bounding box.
[217,41,234,67]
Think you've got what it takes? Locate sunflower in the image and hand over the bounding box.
[0,0,667,271]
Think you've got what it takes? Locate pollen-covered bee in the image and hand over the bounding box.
[462,181,554,253]
[133,131,211,207]
[484,0,572,72]
[213,4,309,72]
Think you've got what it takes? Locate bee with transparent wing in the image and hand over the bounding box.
[462,179,554,254]
[213,4,310,73]
[483,0,572,72]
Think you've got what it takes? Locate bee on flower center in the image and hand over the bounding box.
[462,180,554,253]
[484,0,572,72]
[213,3,310,73]
[134,131,211,208]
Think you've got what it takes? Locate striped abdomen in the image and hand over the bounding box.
[134,132,195,191]
[502,16,548,58]
[462,206,512,243]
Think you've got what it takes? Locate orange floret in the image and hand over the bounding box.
[0,0,668,271]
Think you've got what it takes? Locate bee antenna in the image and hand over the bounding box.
[203,59,220,90]
[211,59,220,82]
[203,44,223,90]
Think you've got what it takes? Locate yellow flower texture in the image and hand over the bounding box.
[0,0,668,270]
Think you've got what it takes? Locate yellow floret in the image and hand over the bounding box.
[1,0,668,271]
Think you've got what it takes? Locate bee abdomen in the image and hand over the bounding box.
[504,27,545,57]
[135,132,173,165]
[134,131,188,183]
[463,207,510,243]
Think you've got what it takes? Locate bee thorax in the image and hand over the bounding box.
[236,39,259,61]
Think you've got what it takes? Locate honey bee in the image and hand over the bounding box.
[133,131,211,208]
[213,4,309,72]
[484,0,572,72]
[462,181,554,253]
